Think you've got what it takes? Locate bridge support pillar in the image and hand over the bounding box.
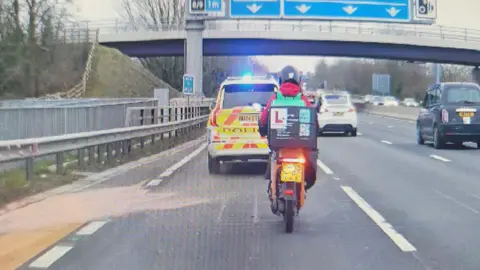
[472,66,480,85]
[185,19,204,96]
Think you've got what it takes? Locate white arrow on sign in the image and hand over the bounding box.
[342,5,357,15]
[246,3,262,13]
[296,4,311,14]
[386,7,400,17]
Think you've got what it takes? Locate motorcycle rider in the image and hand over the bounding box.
[258,65,318,198]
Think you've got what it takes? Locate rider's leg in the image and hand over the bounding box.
[265,153,271,194]
[305,149,318,190]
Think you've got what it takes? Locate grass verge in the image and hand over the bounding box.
[0,128,205,208]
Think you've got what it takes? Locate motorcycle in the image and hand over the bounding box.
[269,148,306,233]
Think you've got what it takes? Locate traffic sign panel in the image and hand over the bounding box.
[230,0,281,18]
[415,0,436,19]
[372,74,391,95]
[183,75,195,95]
[206,0,222,12]
[282,0,411,22]
[190,0,206,14]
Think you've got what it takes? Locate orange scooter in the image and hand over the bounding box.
[269,148,307,233]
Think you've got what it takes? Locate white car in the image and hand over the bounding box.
[402,98,419,107]
[317,93,358,136]
[383,96,400,106]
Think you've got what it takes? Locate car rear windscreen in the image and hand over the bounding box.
[222,84,276,109]
[445,86,480,103]
[324,95,348,104]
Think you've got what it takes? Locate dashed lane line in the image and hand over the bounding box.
[341,186,417,252]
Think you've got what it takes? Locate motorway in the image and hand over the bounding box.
[5,112,480,269]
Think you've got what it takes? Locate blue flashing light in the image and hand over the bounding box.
[242,73,253,80]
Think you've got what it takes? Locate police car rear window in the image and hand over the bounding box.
[324,95,348,104]
[222,84,276,109]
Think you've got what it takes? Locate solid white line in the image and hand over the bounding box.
[146,179,163,187]
[76,221,108,236]
[429,155,451,162]
[435,190,479,214]
[158,143,207,178]
[381,140,393,145]
[29,245,73,268]
[341,186,417,252]
[317,159,334,175]
[357,132,363,136]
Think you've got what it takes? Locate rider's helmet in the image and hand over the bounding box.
[278,65,301,86]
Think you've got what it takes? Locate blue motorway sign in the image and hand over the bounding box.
[283,0,411,21]
[230,0,411,22]
[206,0,222,12]
[230,0,281,18]
[372,73,391,95]
[183,74,195,95]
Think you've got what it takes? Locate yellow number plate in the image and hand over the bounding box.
[458,112,474,117]
[333,112,344,116]
[239,115,259,122]
[280,164,303,183]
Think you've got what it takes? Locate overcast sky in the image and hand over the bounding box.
[72,0,480,72]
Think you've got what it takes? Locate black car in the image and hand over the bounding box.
[416,82,480,149]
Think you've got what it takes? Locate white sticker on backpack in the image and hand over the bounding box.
[270,108,288,129]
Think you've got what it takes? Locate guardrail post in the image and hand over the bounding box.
[26,158,34,181]
[122,140,129,157]
[88,146,95,165]
[78,148,86,169]
[115,142,122,158]
[140,109,144,126]
[98,144,106,164]
[107,143,114,164]
[56,152,65,174]
[169,107,175,139]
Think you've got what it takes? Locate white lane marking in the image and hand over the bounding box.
[381,140,393,145]
[435,190,479,214]
[146,179,163,187]
[333,177,341,181]
[76,220,108,236]
[317,159,334,175]
[369,122,373,124]
[341,186,416,252]
[364,113,416,123]
[253,189,259,224]
[158,143,207,178]
[216,199,227,222]
[388,125,394,128]
[357,132,363,136]
[29,245,73,268]
[429,155,451,162]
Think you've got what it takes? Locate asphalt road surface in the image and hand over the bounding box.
[19,113,480,270]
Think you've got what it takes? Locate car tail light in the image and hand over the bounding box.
[441,109,449,123]
[348,107,355,112]
[209,108,219,127]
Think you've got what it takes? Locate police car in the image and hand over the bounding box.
[206,74,278,174]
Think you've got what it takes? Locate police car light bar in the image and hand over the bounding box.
[225,75,275,81]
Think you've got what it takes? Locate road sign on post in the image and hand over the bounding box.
[415,0,436,19]
[372,74,391,95]
[190,0,206,14]
[283,0,411,22]
[206,0,222,12]
[183,75,195,95]
[230,0,281,18]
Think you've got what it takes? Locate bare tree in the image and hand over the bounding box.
[120,0,269,96]
[311,59,472,99]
